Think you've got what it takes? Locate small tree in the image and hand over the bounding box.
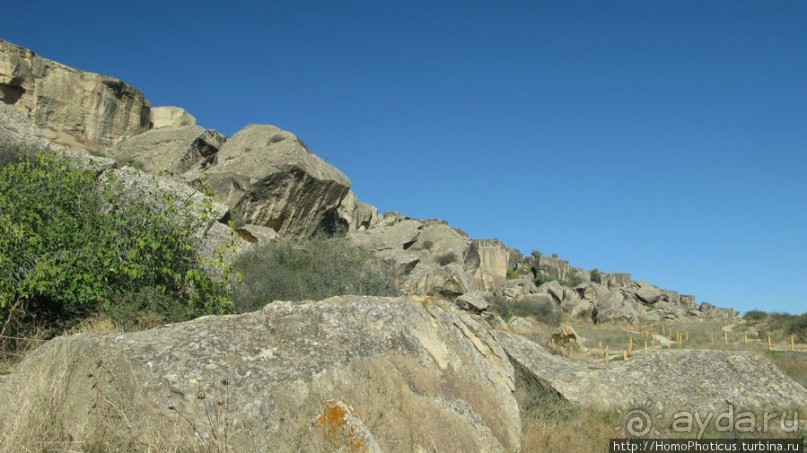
[0,145,234,346]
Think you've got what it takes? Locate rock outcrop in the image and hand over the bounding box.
[0,102,240,280]
[0,39,150,150]
[465,239,513,289]
[203,124,351,238]
[0,296,520,451]
[111,125,226,176]
[497,330,807,414]
[336,189,379,233]
[151,105,196,128]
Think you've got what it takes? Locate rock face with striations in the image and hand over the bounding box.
[111,125,226,176]
[0,296,520,452]
[203,124,351,238]
[0,39,150,150]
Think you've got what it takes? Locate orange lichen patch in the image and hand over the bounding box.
[421,296,432,307]
[316,399,369,451]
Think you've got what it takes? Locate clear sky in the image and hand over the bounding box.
[3,1,805,314]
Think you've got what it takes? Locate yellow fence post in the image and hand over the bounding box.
[724,332,728,344]
[767,336,772,351]
[744,334,748,346]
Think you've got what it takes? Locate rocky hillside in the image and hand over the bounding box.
[1,39,794,452]
[0,38,737,324]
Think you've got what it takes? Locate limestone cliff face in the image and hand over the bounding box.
[0,39,150,150]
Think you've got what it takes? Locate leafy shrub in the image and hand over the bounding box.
[744,310,768,322]
[564,273,584,287]
[0,146,233,346]
[232,236,399,313]
[512,298,561,325]
[787,313,807,342]
[487,294,512,322]
[534,273,557,287]
[590,268,602,284]
[435,251,459,266]
[506,268,520,280]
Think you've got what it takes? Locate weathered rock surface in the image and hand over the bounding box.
[497,330,807,414]
[455,292,489,313]
[111,125,226,175]
[336,190,379,233]
[0,296,520,451]
[0,39,150,150]
[203,124,351,238]
[594,290,638,324]
[465,239,513,289]
[151,105,196,128]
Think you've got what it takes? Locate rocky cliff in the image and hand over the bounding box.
[0,39,151,150]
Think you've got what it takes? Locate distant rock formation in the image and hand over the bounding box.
[0,39,150,150]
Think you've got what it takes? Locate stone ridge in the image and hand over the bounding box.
[0,39,151,150]
[0,38,737,315]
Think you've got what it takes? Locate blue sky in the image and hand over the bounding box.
[3,1,805,314]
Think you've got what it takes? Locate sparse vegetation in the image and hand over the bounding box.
[487,294,562,326]
[512,298,562,325]
[506,268,520,280]
[535,272,583,288]
[435,251,459,266]
[744,310,767,321]
[534,273,558,287]
[487,294,513,322]
[231,235,399,313]
[0,144,234,355]
[590,268,602,284]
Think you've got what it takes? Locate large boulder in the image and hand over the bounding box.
[633,281,663,304]
[203,124,351,238]
[111,125,226,176]
[150,106,196,128]
[0,296,520,451]
[497,331,807,414]
[594,290,638,324]
[0,39,150,150]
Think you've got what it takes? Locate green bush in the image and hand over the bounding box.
[564,273,584,288]
[743,310,768,322]
[534,273,557,287]
[435,251,459,266]
[231,236,399,313]
[512,298,561,325]
[487,294,513,322]
[590,268,602,284]
[787,313,807,342]
[0,146,233,344]
[506,268,520,280]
